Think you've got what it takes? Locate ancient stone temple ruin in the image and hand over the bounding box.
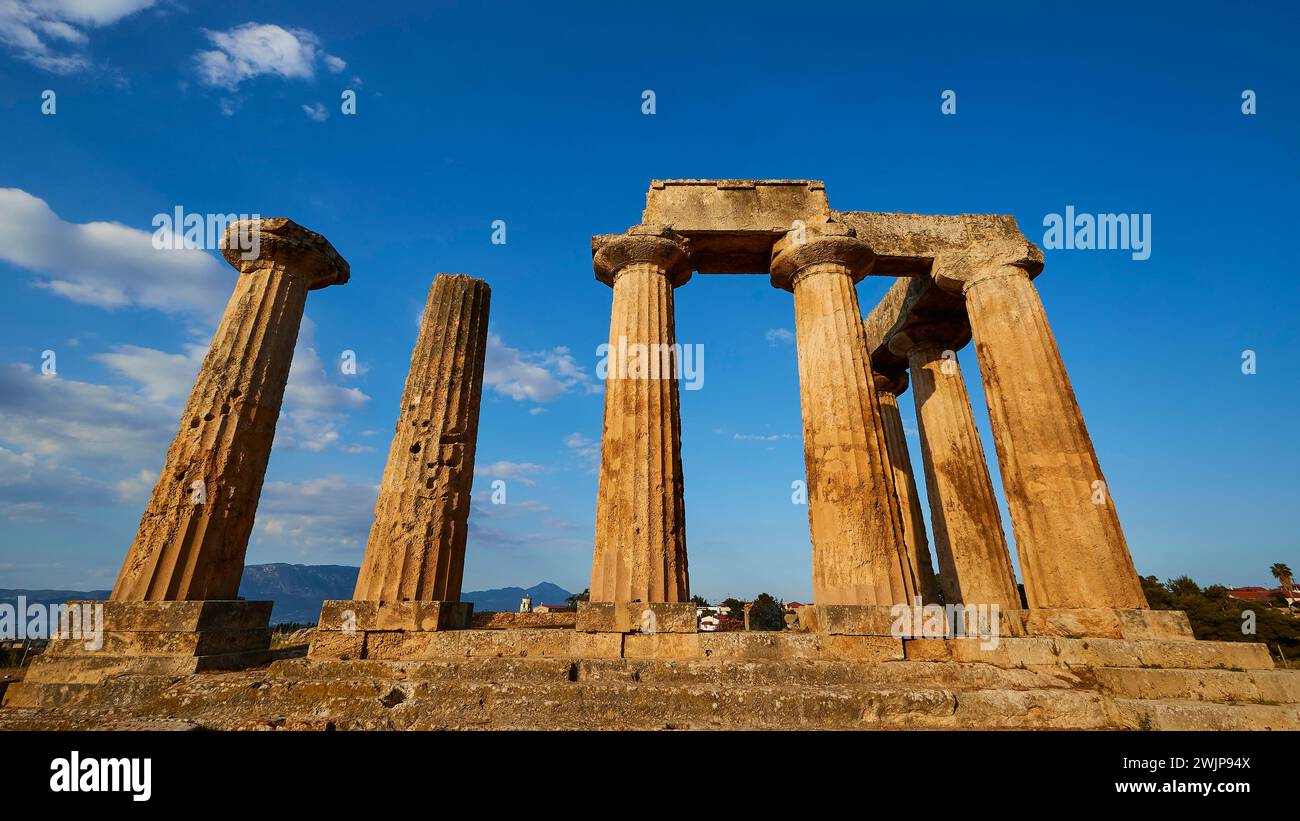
[5,183,1299,731]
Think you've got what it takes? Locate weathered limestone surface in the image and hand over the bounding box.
[872,368,940,604]
[934,245,1146,610]
[891,329,1020,609]
[771,223,916,606]
[589,226,690,603]
[112,218,348,601]
[7,629,1298,731]
[353,274,491,602]
[640,179,830,273]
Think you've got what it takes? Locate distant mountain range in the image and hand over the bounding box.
[1,564,574,628]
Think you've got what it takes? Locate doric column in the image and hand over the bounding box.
[589,225,690,603]
[112,218,348,601]
[936,246,1147,609]
[890,325,1021,609]
[771,223,916,606]
[873,367,941,604]
[353,274,491,602]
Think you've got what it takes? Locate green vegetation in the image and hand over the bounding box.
[1141,575,1300,662]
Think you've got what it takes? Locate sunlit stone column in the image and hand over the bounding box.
[772,223,916,606]
[938,254,1147,609]
[589,225,690,603]
[112,218,349,601]
[353,274,491,602]
[873,367,941,604]
[890,327,1020,609]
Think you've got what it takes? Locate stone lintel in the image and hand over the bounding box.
[862,274,969,370]
[315,600,474,633]
[575,601,698,634]
[635,179,830,274]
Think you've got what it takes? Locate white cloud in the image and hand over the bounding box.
[484,333,593,402]
[113,467,156,503]
[252,475,377,555]
[0,188,232,317]
[194,22,345,91]
[277,318,370,452]
[474,460,544,486]
[733,433,794,441]
[0,0,158,73]
[564,432,599,470]
[765,328,795,345]
[301,101,327,121]
[95,343,205,403]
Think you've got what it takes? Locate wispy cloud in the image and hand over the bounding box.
[0,188,231,317]
[484,333,593,403]
[0,0,159,74]
[194,22,346,91]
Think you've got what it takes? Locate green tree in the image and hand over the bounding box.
[720,597,745,620]
[749,592,786,631]
[1271,563,1294,594]
[564,588,590,607]
[1142,575,1300,662]
[690,594,709,606]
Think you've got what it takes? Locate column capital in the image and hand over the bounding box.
[872,366,909,396]
[220,217,350,289]
[592,225,692,287]
[931,235,1043,295]
[770,222,875,292]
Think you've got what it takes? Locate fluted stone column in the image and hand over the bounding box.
[890,328,1020,609]
[589,225,690,603]
[353,274,491,602]
[873,368,941,604]
[112,218,348,601]
[941,259,1146,609]
[771,223,916,606]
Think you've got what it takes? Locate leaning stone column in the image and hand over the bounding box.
[311,274,490,660]
[934,242,1147,610]
[771,223,916,608]
[889,326,1021,609]
[587,226,691,611]
[113,218,348,601]
[6,219,350,695]
[873,367,941,604]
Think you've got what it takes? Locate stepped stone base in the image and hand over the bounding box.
[4,628,1296,730]
[2,600,271,709]
[308,600,475,660]
[799,604,1194,641]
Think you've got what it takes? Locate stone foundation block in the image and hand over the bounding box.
[0,600,272,706]
[798,604,900,635]
[309,600,476,661]
[576,601,698,633]
[1001,608,1194,640]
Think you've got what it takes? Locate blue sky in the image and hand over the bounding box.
[0,0,1296,603]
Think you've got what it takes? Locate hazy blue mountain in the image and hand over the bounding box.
[2,565,573,628]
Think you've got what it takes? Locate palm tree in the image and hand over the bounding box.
[1271,564,1294,596]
